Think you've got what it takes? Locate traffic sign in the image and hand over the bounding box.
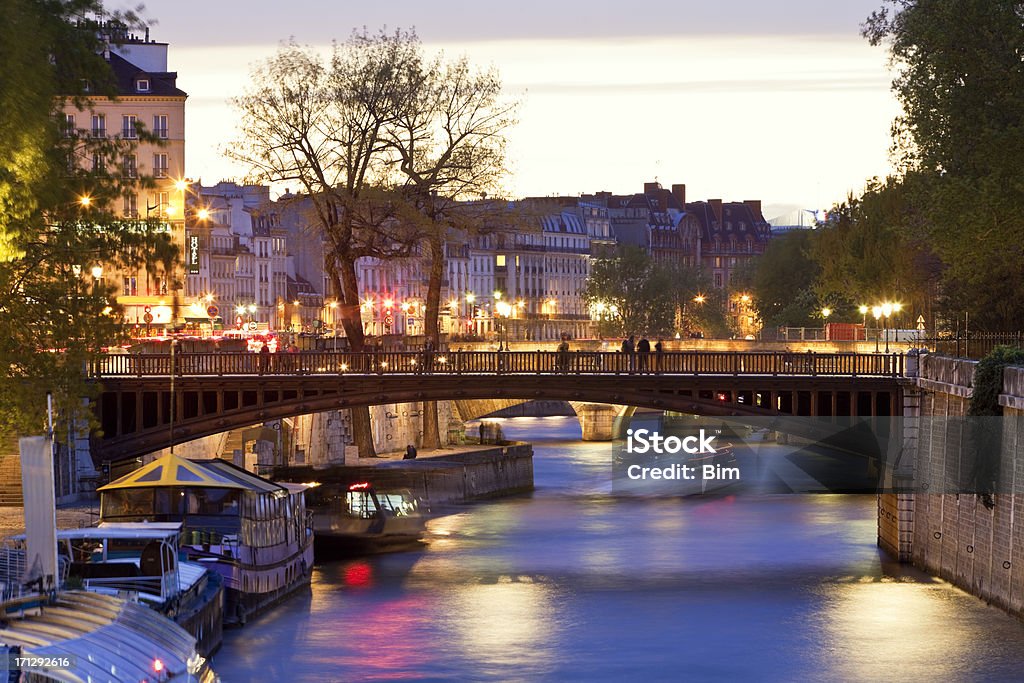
[143,312,153,324]
[313,319,322,329]
[247,321,258,331]
[207,305,219,318]
[384,315,394,325]
[144,305,152,314]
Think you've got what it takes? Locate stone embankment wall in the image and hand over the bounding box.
[278,443,534,505]
[879,355,1024,616]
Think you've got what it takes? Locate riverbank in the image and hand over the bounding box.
[0,503,97,539]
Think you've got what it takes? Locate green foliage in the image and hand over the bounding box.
[748,231,819,327]
[0,0,173,437]
[861,1,1024,330]
[583,247,725,337]
[968,346,1024,417]
[964,345,1024,507]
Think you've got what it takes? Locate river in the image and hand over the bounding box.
[215,416,1024,682]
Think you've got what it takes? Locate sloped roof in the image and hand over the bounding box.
[107,52,187,97]
[98,453,246,491]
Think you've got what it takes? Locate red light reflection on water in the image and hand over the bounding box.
[343,560,373,588]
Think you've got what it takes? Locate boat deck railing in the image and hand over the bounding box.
[81,572,175,603]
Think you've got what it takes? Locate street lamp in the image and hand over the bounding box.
[495,300,512,350]
[872,306,882,353]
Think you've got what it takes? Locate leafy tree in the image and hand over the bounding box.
[864,1,1024,330]
[0,0,178,437]
[583,247,678,338]
[748,230,820,328]
[229,34,431,456]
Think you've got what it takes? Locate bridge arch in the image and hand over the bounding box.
[91,365,902,463]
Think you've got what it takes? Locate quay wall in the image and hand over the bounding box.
[880,354,1024,616]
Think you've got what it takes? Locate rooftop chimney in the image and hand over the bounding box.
[643,181,661,195]
[709,199,723,224]
[743,200,763,221]
[671,184,686,208]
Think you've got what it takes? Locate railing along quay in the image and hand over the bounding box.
[90,351,904,378]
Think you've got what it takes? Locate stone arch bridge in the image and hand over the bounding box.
[88,350,906,463]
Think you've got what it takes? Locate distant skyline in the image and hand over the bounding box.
[115,0,900,219]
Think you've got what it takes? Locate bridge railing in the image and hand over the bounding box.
[90,350,904,378]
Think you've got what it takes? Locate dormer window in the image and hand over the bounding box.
[135,78,150,93]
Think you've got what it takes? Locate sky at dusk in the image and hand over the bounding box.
[114,0,901,219]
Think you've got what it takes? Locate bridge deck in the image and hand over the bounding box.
[91,350,904,378]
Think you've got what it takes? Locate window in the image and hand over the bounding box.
[63,114,75,138]
[135,78,150,92]
[122,155,137,178]
[153,114,168,139]
[123,193,138,217]
[91,153,102,173]
[714,272,723,288]
[496,254,506,267]
[121,115,137,138]
[155,191,170,217]
[123,276,137,296]
[91,114,105,138]
[153,153,168,178]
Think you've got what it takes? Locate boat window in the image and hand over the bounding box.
[101,489,155,518]
[154,488,186,516]
[175,465,204,482]
[135,466,164,482]
[346,491,378,519]
[187,488,240,515]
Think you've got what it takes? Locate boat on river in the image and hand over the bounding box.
[98,453,314,625]
[7,521,226,657]
[310,482,427,556]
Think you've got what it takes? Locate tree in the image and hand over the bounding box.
[583,247,676,337]
[864,1,1024,329]
[0,1,178,437]
[229,34,427,456]
[384,47,517,448]
[748,230,819,328]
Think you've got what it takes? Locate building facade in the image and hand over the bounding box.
[63,27,188,330]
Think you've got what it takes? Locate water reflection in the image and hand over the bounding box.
[215,416,1024,682]
[445,581,559,676]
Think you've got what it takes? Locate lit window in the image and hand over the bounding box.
[496,254,506,267]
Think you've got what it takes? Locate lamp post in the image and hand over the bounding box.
[872,306,882,353]
[495,300,512,351]
[881,302,893,353]
[859,305,868,339]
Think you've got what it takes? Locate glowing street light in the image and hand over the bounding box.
[693,294,706,305]
[78,195,92,207]
[822,307,832,319]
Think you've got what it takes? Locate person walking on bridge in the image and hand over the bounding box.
[557,333,571,373]
[622,335,636,373]
[637,336,651,374]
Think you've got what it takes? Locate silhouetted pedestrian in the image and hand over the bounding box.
[654,339,664,373]
[557,334,571,373]
[622,335,636,373]
[258,340,270,374]
[637,337,651,373]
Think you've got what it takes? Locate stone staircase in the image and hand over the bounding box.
[0,454,23,507]
[220,429,245,463]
